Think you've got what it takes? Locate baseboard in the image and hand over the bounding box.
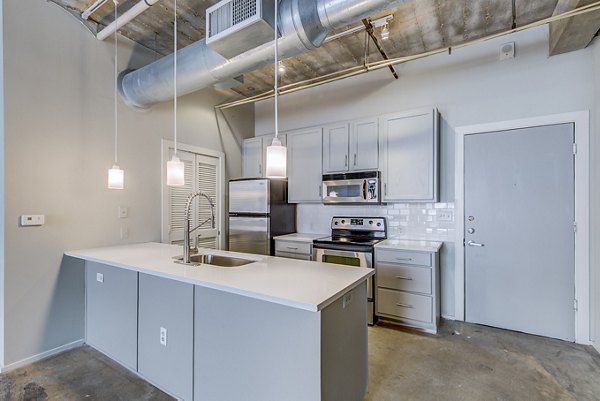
[442,314,456,321]
[0,339,84,373]
[593,341,600,355]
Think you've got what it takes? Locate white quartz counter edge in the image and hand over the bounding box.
[65,242,373,313]
[375,239,443,252]
[273,233,329,242]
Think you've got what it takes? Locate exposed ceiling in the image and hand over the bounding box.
[51,0,600,103]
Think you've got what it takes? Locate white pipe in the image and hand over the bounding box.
[97,0,161,41]
[82,0,109,20]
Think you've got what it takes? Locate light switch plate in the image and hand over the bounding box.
[118,206,128,219]
[19,215,45,226]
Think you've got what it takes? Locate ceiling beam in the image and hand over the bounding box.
[549,0,600,56]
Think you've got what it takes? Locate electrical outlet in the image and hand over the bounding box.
[96,273,104,283]
[160,327,167,346]
[437,211,454,222]
[343,292,353,309]
[120,227,129,240]
[19,215,45,227]
[118,206,128,219]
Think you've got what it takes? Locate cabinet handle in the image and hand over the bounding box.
[345,155,348,167]
[319,185,322,197]
[396,303,414,309]
[354,154,357,166]
[396,257,413,261]
[395,276,413,280]
[384,183,387,196]
[286,246,298,250]
[259,164,262,175]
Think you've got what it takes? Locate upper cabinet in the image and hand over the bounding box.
[322,117,379,174]
[242,134,287,178]
[379,108,439,202]
[287,127,323,203]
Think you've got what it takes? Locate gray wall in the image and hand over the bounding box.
[593,37,600,351]
[0,0,4,366]
[255,26,596,322]
[1,0,253,367]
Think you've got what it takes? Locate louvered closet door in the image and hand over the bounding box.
[194,154,220,249]
[168,150,197,246]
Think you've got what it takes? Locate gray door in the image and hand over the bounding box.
[464,123,575,341]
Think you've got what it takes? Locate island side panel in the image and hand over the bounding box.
[85,261,138,371]
[138,274,194,401]
[194,286,321,401]
[321,281,368,401]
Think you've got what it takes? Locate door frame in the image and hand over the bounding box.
[161,139,226,249]
[454,111,590,344]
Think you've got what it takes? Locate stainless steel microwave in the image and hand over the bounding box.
[322,171,381,204]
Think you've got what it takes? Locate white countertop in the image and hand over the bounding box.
[273,233,328,242]
[375,239,443,252]
[65,242,373,313]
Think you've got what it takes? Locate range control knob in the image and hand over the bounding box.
[341,220,346,224]
[334,221,338,225]
[369,220,373,225]
[377,222,382,227]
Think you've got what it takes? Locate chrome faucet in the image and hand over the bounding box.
[183,191,216,264]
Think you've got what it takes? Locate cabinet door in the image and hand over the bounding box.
[351,117,379,171]
[138,274,194,401]
[86,262,138,371]
[379,109,438,202]
[322,123,349,173]
[242,137,263,178]
[288,128,323,203]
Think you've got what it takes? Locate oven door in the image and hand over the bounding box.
[312,247,373,301]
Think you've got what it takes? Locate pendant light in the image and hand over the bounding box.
[166,0,185,186]
[380,21,390,40]
[108,0,124,189]
[265,0,287,179]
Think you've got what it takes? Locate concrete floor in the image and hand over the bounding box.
[0,321,598,401]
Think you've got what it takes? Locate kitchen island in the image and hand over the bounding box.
[66,242,373,401]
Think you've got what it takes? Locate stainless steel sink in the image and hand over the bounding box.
[174,253,255,267]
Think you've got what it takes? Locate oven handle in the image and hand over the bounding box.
[312,243,374,253]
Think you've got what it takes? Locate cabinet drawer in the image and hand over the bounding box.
[376,249,431,267]
[377,264,431,294]
[275,240,311,255]
[275,251,312,261]
[377,288,432,323]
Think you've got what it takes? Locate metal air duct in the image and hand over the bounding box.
[119,0,407,109]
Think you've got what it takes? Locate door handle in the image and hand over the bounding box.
[467,240,485,247]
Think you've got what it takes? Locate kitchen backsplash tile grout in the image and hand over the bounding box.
[296,203,456,242]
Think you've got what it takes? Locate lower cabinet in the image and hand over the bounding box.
[86,262,138,371]
[274,239,313,260]
[375,247,440,333]
[138,274,194,401]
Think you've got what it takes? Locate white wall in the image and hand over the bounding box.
[592,37,600,353]
[1,0,253,367]
[0,0,4,366]
[255,26,596,321]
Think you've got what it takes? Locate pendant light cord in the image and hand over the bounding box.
[113,0,119,165]
[173,0,178,155]
[274,0,279,139]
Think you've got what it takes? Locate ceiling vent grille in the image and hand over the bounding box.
[206,0,275,60]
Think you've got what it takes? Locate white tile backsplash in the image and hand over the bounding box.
[296,202,456,241]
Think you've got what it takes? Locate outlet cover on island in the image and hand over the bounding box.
[19,215,45,227]
[160,327,167,346]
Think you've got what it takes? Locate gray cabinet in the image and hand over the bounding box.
[322,118,378,173]
[85,262,138,371]
[375,248,440,333]
[287,127,323,203]
[242,134,287,178]
[274,238,313,260]
[138,274,194,401]
[379,108,438,202]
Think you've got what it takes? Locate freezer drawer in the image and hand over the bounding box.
[228,216,270,255]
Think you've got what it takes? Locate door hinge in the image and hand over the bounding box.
[573,143,578,155]
[573,221,578,233]
[573,299,578,311]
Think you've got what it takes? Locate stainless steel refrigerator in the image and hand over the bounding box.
[228,178,296,255]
